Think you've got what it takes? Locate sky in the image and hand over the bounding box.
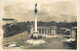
[1,0,77,22]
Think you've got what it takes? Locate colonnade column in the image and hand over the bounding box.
[49,29,50,35]
[44,29,46,35]
[37,28,52,35]
[45,29,48,35]
[53,29,56,35]
[40,29,42,35]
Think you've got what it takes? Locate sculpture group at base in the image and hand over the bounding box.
[30,34,42,40]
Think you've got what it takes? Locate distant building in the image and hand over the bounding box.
[30,25,57,35]
[71,27,77,38]
[2,18,18,25]
[60,28,71,31]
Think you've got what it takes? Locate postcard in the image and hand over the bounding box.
[0,0,80,51]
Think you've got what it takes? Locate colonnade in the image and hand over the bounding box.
[30,26,57,35]
[38,29,51,35]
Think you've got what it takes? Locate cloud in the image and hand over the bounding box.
[2,0,77,22]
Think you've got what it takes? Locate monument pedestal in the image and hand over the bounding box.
[30,31,42,40]
[27,32,46,45]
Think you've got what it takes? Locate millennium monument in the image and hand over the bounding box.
[30,3,42,39]
[26,3,46,45]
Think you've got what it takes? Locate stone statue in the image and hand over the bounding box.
[34,3,38,14]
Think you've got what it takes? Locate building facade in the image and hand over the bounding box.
[30,25,57,35]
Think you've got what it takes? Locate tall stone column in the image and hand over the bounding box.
[34,14,37,32]
[30,3,43,40]
[34,3,38,33]
[30,3,39,39]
